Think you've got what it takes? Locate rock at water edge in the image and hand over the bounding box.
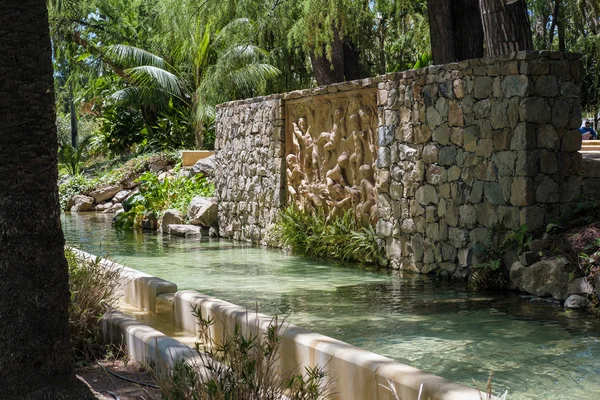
[188,196,218,227]
[169,224,201,237]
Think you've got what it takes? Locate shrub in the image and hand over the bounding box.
[113,170,214,229]
[155,308,333,400]
[470,224,532,291]
[275,206,385,265]
[66,248,122,362]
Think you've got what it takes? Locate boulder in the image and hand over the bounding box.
[112,190,131,203]
[149,159,170,173]
[159,209,183,232]
[567,277,594,296]
[95,202,113,212]
[190,155,215,178]
[188,196,218,227]
[104,203,123,214]
[564,294,590,309]
[120,171,141,190]
[141,214,158,231]
[509,257,573,300]
[168,224,201,237]
[70,195,95,212]
[89,185,120,204]
[208,227,219,238]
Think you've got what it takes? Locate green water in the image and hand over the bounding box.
[63,213,600,400]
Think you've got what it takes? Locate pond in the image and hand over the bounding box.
[62,213,600,400]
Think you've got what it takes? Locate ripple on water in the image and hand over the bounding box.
[62,213,600,400]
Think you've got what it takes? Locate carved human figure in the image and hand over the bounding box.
[358,105,376,166]
[292,118,308,168]
[286,154,305,202]
[354,165,376,226]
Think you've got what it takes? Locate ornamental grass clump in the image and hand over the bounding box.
[66,248,122,362]
[275,206,385,265]
[155,307,333,400]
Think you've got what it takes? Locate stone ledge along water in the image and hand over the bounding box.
[63,213,600,400]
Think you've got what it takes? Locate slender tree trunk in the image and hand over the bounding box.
[453,0,485,60]
[479,0,533,56]
[0,1,90,398]
[548,0,560,49]
[427,0,456,64]
[378,16,387,74]
[69,82,79,148]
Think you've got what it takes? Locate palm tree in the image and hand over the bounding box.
[104,19,280,149]
[0,1,93,398]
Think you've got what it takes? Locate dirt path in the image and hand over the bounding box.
[77,360,162,400]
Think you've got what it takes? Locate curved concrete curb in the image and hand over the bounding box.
[74,248,492,400]
[70,248,178,312]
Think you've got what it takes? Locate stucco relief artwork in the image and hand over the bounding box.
[285,91,379,225]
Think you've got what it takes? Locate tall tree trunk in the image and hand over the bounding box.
[378,16,387,74]
[69,82,79,148]
[427,0,456,64]
[310,25,345,85]
[0,1,88,398]
[453,0,485,61]
[343,38,361,81]
[479,0,534,56]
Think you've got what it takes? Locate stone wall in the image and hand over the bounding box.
[215,51,583,274]
[214,95,285,245]
[376,52,582,274]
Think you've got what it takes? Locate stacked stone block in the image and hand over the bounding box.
[214,95,285,245]
[375,51,582,274]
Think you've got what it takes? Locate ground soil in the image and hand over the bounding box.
[77,360,162,400]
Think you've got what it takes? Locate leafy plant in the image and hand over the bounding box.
[469,224,532,291]
[113,170,214,230]
[155,307,333,400]
[275,206,384,265]
[66,247,122,362]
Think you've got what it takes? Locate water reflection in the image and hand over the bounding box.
[62,213,600,400]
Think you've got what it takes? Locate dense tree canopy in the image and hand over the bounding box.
[49,0,600,155]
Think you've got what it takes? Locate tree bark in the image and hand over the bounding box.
[69,82,79,148]
[453,0,485,61]
[309,25,346,85]
[0,1,83,398]
[479,0,534,56]
[427,0,456,64]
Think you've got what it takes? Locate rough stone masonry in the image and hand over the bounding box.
[215,51,583,274]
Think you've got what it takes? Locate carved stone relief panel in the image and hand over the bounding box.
[285,90,378,225]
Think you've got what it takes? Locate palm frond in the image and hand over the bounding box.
[110,87,172,109]
[124,66,186,100]
[228,63,281,94]
[105,44,168,70]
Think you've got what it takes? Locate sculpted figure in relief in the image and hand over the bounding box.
[286,93,378,225]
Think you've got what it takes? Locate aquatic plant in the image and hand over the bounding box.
[275,206,385,266]
[155,307,333,400]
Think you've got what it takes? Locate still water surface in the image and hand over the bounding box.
[62,213,600,399]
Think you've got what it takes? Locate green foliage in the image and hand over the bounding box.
[66,247,122,361]
[275,206,384,265]
[470,224,532,291]
[58,151,180,211]
[113,171,214,229]
[155,307,332,400]
[59,173,97,210]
